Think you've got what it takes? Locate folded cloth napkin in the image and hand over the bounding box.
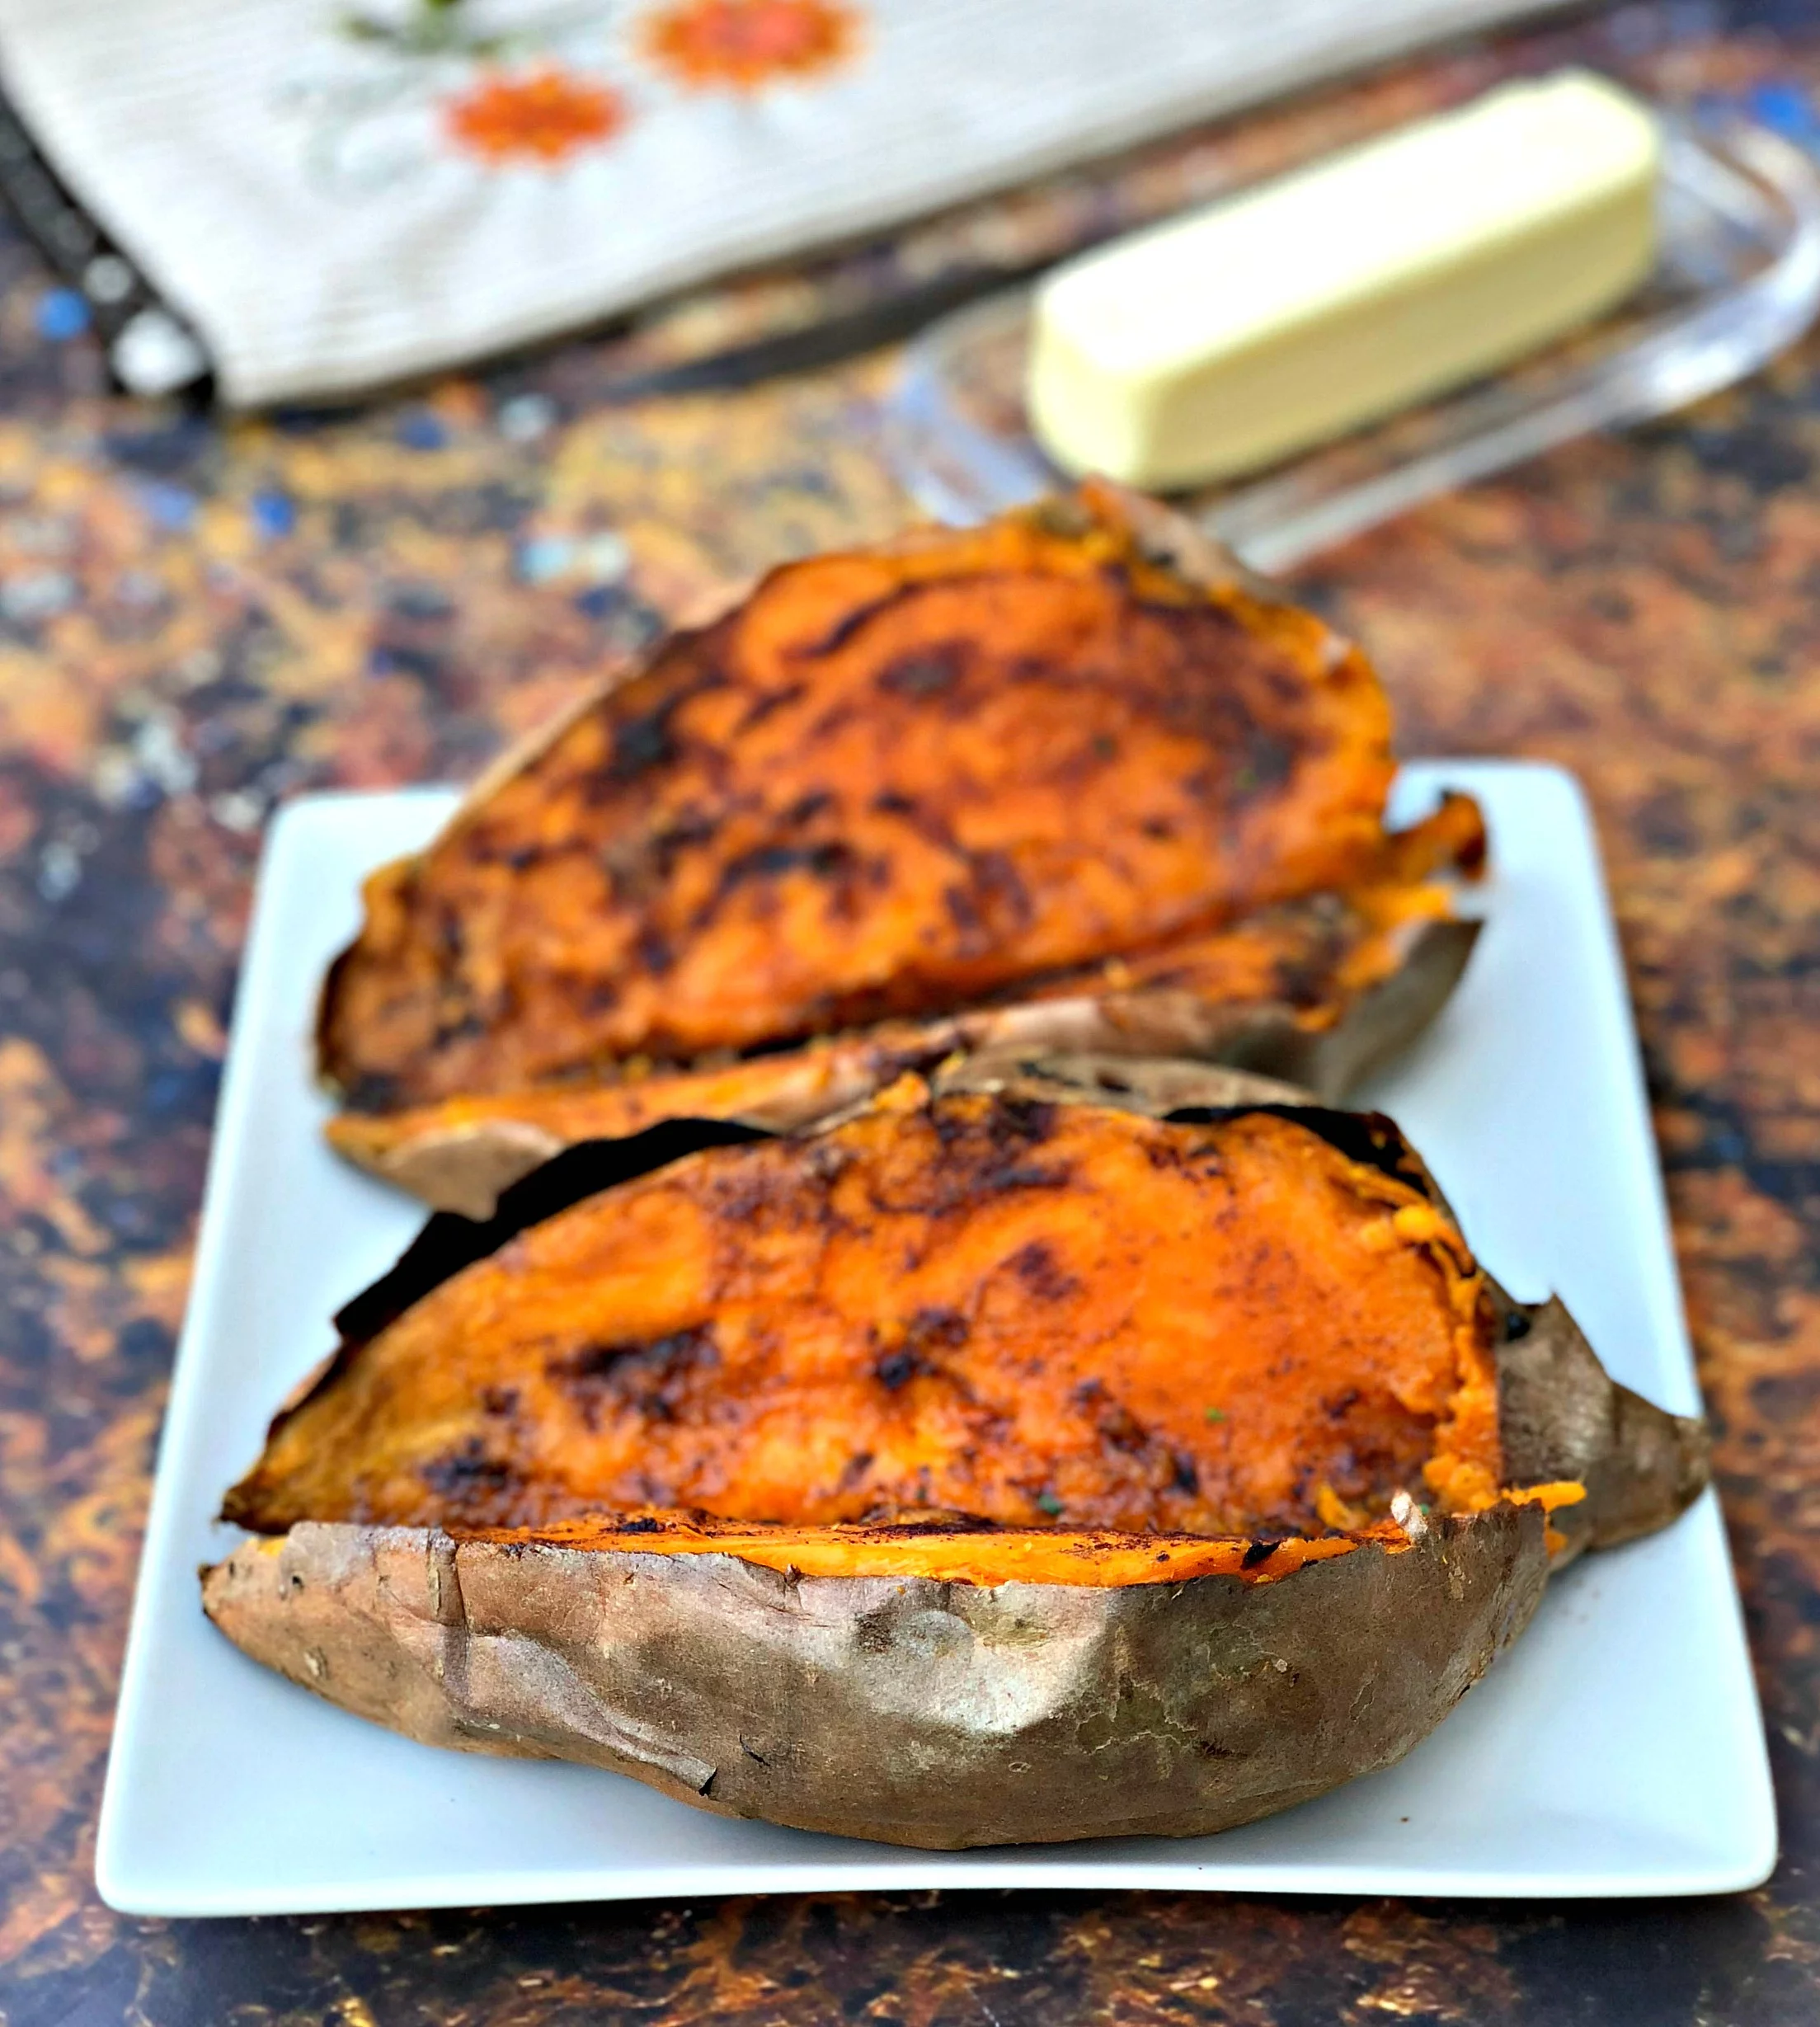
[0,0,1573,405]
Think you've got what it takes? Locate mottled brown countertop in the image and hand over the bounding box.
[3,6,1819,2023]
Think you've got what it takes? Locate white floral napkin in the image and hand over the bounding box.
[0,0,1570,405]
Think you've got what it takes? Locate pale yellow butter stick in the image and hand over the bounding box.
[1028,70,1662,490]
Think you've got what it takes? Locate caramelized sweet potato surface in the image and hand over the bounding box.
[227,1089,1503,1539]
[319,487,1407,1109]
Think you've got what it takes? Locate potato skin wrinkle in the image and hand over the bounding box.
[225,1090,1502,1540]
[318,486,1411,1110]
[202,1509,1548,1847]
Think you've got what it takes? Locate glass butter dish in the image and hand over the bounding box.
[883,115,1820,573]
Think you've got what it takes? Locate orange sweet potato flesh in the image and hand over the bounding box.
[225,1089,1503,1541]
[318,486,1413,1110]
[443,1512,1410,1587]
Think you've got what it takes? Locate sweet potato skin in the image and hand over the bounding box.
[317,484,1410,1110]
[203,1506,1547,1849]
[1493,1292,1710,1560]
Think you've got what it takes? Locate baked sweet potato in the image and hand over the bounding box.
[316,482,1484,1165]
[206,1061,1705,1846]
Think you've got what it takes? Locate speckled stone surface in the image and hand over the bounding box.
[2,8,1820,2024]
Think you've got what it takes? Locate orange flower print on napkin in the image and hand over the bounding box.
[642,0,862,92]
[444,68,629,166]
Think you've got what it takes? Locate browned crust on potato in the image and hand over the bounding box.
[202,1504,1548,1849]
[315,483,1489,1113]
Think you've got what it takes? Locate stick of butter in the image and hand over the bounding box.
[1028,70,1662,489]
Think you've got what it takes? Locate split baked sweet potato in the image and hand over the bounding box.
[207,1059,1706,1847]
[317,483,1485,1211]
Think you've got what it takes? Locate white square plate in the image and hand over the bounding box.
[96,760,1775,1916]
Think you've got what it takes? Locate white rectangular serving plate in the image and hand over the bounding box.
[96,760,1775,1916]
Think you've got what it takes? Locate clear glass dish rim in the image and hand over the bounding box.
[882,114,1820,573]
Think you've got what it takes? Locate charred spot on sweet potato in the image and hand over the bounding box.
[317,489,1404,1108]
[223,1091,1503,1540]
[871,1307,976,1395]
[1007,1239,1080,1303]
[549,1324,719,1431]
[418,1439,523,1511]
[877,647,965,698]
[901,1306,971,1353]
